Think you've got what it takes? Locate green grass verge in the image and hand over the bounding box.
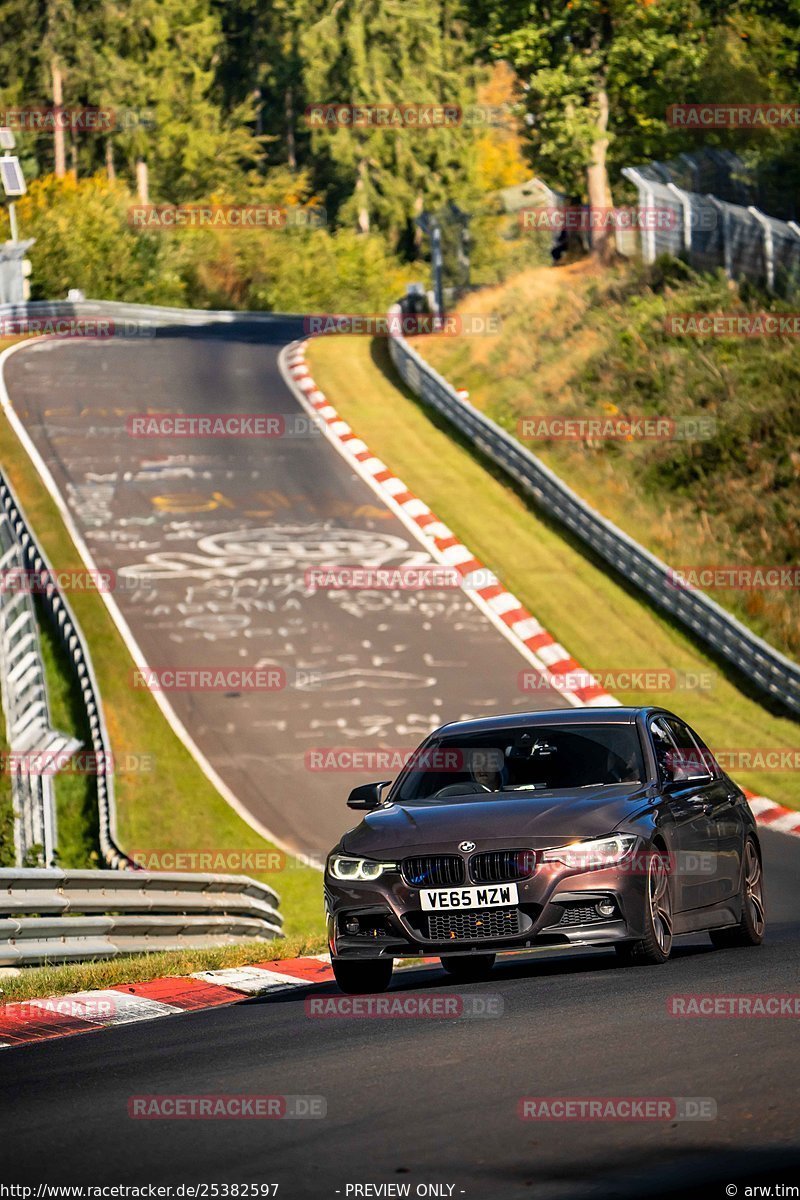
[305,335,800,809]
[35,596,100,868]
[0,342,23,865]
[0,339,325,940]
[0,710,12,867]
[0,935,324,1004]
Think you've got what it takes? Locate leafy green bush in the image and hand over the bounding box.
[2,173,421,313]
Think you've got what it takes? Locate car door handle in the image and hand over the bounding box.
[700,803,713,816]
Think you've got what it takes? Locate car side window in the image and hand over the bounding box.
[663,717,714,781]
[649,717,680,784]
[685,727,721,779]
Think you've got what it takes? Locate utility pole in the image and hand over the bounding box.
[1,128,26,241]
[0,129,34,303]
[415,211,444,319]
[448,200,472,291]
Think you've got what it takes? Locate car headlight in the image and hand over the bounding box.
[327,855,398,882]
[542,835,637,871]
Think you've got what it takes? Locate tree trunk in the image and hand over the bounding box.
[51,59,66,178]
[356,158,370,233]
[105,139,116,182]
[285,86,296,169]
[136,158,149,204]
[586,85,614,262]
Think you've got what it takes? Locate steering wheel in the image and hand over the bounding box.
[432,782,492,798]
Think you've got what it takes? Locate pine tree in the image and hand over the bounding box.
[83,0,261,201]
[300,0,480,247]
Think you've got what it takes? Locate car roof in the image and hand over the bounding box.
[433,707,655,738]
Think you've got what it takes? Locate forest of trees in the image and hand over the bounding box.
[1,0,798,306]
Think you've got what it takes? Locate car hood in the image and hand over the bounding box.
[340,784,652,856]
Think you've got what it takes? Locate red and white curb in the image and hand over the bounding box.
[281,343,614,710]
[279,341,799,840]
[0,955,449,1050]
[0,955,337,1049]
[746,794,800,835]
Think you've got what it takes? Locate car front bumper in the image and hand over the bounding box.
[325,858,650,960]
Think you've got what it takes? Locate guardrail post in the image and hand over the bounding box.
[667,182,693,259]
[748,205,775,291]
[621,168,657,263]
[707,197,732,280]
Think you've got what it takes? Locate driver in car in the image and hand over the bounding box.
[434,749,505,796]
[470,751,505,791]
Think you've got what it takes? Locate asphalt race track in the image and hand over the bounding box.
[1,826,798,1196]
[3,322,565,858]
[2,321,799,1198]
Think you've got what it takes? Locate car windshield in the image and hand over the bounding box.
[393,723,645,802]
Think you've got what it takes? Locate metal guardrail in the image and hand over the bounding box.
[0,867,283,964]
[0,496,80,866]
[621,166,800,294]
[0,298,301,328]
[387,306,800,717]
[0,473,134,869]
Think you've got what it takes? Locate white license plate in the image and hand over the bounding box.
[420,883,519,911]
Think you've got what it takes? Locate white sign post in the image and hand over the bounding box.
[0,132,25,244]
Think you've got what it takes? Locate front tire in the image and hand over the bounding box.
[616,849,673,966]
[331,957,393,994]
[710,838,765,949]
[440,953,496,981]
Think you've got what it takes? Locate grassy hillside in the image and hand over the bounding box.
[410,259,800,663]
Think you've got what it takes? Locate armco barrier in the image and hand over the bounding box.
[0,494,81,866]
[0,473,134,869]
[0,867,283,963]
[621,152,800,293]
[386,305,800,717]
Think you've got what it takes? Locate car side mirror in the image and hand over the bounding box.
[347,781,391,810]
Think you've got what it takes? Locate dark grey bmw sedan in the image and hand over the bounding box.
[324,707,765,993]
